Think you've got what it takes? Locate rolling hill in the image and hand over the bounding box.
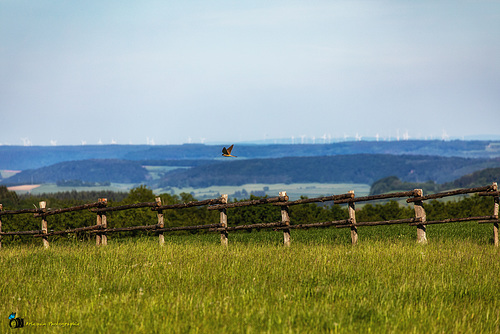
[369,168,500,195]
[155,154,500,188]
[2,142,500,191]
[2,155,500,188]
[2,159,148,185]
[1,140,500,170]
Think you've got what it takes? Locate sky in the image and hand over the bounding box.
[1,0,499,146]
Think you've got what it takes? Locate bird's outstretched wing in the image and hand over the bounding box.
[222,144,236,157]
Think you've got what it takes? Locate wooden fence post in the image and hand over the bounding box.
[220,194,228,247]
[96,198,108,246]
[0,204,3,249]
[96,208,102,246]
[101,199,108,246]
[492,182,499,247]
[413,189,427,244]
[280,191,291,247]
[348,190,358,245]
[39,201,49,248]
[156,197,165,246]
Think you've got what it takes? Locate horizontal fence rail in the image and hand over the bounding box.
[272,193,353,206]
[408,216,499,226]
[406,185,496,203]
[0,182,498,248]
[35,201,106,217]
[207,195,289,210]
[336,217,423,229]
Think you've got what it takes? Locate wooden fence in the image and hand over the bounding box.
[0,182,498,248]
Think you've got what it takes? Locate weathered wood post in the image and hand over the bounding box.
[96,207,102,246]
[39,201,49,248]
[156,197,165,246]
[96,198,108,246]
[219,194,228,247]
[492,182,499,247]
[280,191,291,247]
[348,190,358,245]
[0,204,3,249]
[413,189,427,244]
[101,199,108,246]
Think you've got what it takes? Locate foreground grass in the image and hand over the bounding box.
[1,230,500,333]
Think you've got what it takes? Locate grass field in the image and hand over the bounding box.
[15,183,133,195]
[156,183,371,201]
[1,224,500,333]
[0,170,21,179]
[12,182,371,201]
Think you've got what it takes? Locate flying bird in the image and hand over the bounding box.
[222,144,237,157]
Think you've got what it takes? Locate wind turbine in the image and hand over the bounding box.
[21,137,31,146]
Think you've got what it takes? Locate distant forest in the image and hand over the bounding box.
[156,155,500,188]
[1,140,500,170]
[2,155,500,190]
[369,167,500,195]
[2,159,148,185]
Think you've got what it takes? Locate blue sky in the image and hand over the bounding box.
[1,1,499,146]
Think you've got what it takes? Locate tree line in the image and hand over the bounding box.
[370,168,500,195]
[2,140,498,170]
[3,155,499,188]
[157,155,499,188]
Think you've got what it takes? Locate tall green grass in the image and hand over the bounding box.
[1,228,500,333]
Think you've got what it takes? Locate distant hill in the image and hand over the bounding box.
[2,154,500,190]
[369,168,500,195]
[156,154,500,188]
[369,177,440,196]
[442,167,500,189]
[1,140,500,170]
[2,160,148,185]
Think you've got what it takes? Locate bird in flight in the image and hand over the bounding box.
[222,144,237,157]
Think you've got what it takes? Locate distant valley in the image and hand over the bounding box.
[1,140,500,198]
[1,140,500,170]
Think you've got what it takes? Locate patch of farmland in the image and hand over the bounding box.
[155,183,371,201]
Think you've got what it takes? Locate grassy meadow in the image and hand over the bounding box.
[159,182,371,201]
[1,223,500,333]
[18,182,371,201]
